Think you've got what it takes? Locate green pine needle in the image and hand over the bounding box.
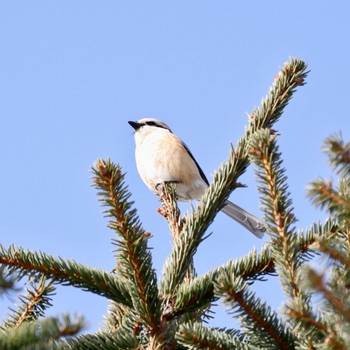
[0,244,131,305]
[1,276,55,331]
[0,314,85,350]
[92,159,162,340]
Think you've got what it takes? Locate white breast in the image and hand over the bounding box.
[134,128,208,201]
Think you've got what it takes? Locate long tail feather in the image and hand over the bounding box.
[221,200,266,238]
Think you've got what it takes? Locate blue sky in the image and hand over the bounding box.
[1,2,350,333]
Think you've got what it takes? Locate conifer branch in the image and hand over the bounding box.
[61,330,139,350]
[92,159,161,339]
[102,302,141,347]
[307,178,350,214]
[0,314,85,349]
[246,58,308,133]
[172,245,273,318]
[0,244,131,305]
[311,238,350,268]
[286,308,328,333]
[173,224,324,318]
[176,322,251,350]
[249,129,296,236]
[0,266,17,295]
[161,58,308,297]
[104,302,134,334]
[306,269,350,323]
[308,134,350,230]
[322,133,350,177]
[171,274,216,319]
[215,274,295,350]
[297,220,338,262]
[249,128,320,347]
[158,182,198,301]
[308,179,350,211]
[158,182,185,240]
[293,267,350,349]
[1,276,55,331]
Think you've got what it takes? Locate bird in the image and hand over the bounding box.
[128,118,265,238]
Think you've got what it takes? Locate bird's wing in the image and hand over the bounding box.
[181,141,209,186]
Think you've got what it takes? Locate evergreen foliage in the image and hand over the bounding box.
[1,58,349,349]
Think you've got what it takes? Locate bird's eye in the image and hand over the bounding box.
[146,121,157,126]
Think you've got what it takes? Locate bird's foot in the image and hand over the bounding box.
[155,180,180,192]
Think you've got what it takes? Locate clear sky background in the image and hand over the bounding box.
[1,1,350,333]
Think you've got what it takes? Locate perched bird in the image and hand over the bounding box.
[128,118,265,238]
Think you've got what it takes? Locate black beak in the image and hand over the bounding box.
[128,121,142,130]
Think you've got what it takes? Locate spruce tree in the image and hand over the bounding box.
[1,58,349,349]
